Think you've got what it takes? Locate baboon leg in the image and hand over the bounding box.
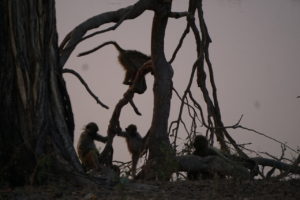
[134,78,147,94]
[131,153,139,177]
[123,71,132,85]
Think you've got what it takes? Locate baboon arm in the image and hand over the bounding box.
[117,131,127,138]
[94,133,108,143]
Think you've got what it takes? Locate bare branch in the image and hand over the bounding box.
[80,8,134,43]
[171,88,201,123]
[59,0,153,68]
[168,11,189,19]
[169,23,190,64]
[252,157,300,175]
[129,100,142,116]
[62,68,109,109]
[188,91,208,127]
[169,58,198,150]
[238,125,298,154]
[59,31,72,52]
[275,154,300,179]
[78,41,121,57]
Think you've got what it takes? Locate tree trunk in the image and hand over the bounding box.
[145,0,176,180]
[0,0,81,187]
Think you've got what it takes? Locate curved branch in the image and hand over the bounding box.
[80,8,133,43]
[78,41,124,57]
[59,0,153,68]
[129,100,142,116]
[62,68,109,109]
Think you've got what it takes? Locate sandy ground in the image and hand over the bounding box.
[1,179,300,200]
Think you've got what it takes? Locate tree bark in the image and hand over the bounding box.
[144,0,176,180]
[0,0,81,187]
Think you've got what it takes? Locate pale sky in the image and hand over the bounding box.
[56,0,300,163]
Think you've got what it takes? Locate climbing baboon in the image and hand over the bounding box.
[78,41,151,94]
[117,124,149,177]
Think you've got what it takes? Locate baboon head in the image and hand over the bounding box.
[85,122,99,133]
[193,135,208,151]
[126,124,137,132]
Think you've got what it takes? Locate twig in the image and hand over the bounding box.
[259,151,281,161]
[129,100,142,116]
[172,88,201,123]
[168,12,191,64]
[169,23,189,64]
[80,8,133,43]
[188,91,207,127]
[62,68,109,109]
[237,125,298,153]
[170,58,199,150]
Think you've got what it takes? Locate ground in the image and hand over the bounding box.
[1,179,299,200]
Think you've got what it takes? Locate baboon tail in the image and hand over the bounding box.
[78,41,125,57]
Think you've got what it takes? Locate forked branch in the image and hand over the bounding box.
[59,0,153,68]
[99,60,153,166]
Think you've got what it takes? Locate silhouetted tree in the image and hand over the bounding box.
[0,0,81,187]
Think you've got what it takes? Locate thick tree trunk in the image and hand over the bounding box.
[0,0,81,187]
[145,0,176,180]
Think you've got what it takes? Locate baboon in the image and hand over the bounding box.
[78,41,151,94]
[77,122,108,171]
[117,124,149,177]
[187,135,222,180]
[187,135,258,180]
[192,135,218,157]
[192,135,258,177]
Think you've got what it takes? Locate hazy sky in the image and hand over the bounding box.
[56,0,300,162]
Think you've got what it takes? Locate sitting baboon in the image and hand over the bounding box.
[117,124,149,177]
[187,135,223,180]
[187,135,258,180]
[77,122,108,171]
[78,41,151,94]
[192,135,218,157]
